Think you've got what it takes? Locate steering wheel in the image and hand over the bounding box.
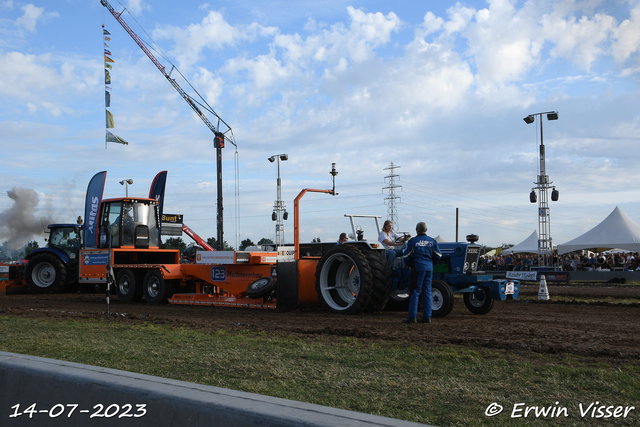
[395,232,410,242]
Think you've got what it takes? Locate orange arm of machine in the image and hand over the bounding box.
[294,189,335,260]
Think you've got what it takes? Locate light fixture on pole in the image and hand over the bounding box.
[268,154,288,246]
[523,111,559,268]
[119,179,133,197]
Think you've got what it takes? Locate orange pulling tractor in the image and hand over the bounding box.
[20,169,518,316]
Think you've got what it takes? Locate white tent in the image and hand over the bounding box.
[434,235,447,243]
[500,230,539,255]
[557,206,640,255]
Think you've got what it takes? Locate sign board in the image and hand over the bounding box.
[505,281,516,295]
[506,271,538,281]
[162,214,183,224]
[506,271,570,282]
[277,247,296,263]
[545,273,570,282]
[82,254,109,266]
[0,265,9,281]
[161,213,184,236]
[196,251,235,265]
[260,255,277,263]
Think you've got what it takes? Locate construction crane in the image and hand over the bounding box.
[100,0,235,250]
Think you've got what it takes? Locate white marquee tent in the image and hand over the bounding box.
[557,207,640,255]
[500,230,539,255]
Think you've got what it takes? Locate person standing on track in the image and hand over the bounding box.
[401,222,441,324]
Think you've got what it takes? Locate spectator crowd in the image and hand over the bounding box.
[479,251,640,271]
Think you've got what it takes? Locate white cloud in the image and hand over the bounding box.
[125,0,150,15]
[0,51,99,116]
[15,4,41,32]
[417,11,444,37]
[543,12,616,70]
[153,10,278,69]
[390,40,474,113]
[610,2,640,63]
[14,4,58,33]
[442,2,475,34]
[192,66,225,108]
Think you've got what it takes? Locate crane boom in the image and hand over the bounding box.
[101,0,232,250]
[182,224,215,251]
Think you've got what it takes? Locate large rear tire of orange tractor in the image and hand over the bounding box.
[315,244,373,315]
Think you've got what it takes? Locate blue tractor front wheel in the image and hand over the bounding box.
[463,287,494,314]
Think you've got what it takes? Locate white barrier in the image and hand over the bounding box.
[0,351,431,427]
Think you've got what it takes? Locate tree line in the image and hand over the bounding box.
[160,237,275,252]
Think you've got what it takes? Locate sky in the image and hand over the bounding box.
[0,0,639,251]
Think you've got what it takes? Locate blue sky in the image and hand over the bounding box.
[1,0,639,250]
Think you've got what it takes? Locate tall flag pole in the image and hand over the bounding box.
[103,24,128,148]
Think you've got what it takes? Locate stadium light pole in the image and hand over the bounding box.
[119,179,133,197]
[523,111,559,268]
[268,154,289,246]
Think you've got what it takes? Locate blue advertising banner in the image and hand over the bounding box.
[149,171,168,235]
[83,171,107,248]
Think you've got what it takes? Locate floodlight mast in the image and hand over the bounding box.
[523,111,559,267]
[269,154,289,246]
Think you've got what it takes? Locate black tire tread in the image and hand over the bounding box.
[314,244,373,315]
[115,269,143,303]
[463,287,494,314]
[363,249,392,312]
[25,253,68,294]
[431,279,454,318]
[143,269,172,304]
[246,277,277,298]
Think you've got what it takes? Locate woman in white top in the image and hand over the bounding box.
[379,220,410,264]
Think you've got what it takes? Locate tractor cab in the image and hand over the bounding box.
[47,224,82,262]
[99,198,159,249]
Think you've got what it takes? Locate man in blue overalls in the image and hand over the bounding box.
[401,222,441,324]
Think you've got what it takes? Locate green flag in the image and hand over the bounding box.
[106,130,128,145]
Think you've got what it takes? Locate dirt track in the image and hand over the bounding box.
[1,284,639,363]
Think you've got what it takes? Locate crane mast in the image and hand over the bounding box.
[101,0,232,250]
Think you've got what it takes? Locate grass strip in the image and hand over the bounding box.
[0,317,638,426]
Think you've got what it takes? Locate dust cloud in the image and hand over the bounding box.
[0,187,53,249]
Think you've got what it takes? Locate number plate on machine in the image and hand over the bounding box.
[211,267,226,281]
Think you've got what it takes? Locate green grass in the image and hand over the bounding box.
[1,317,638,426]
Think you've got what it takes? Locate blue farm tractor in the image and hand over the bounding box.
[310,215,520,316]
[24,223,83,294]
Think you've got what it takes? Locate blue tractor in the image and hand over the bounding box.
[24,223,82,293]
[339,215,520,316]
[386,235,520,316]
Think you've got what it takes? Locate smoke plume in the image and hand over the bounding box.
[0,187,54,249]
